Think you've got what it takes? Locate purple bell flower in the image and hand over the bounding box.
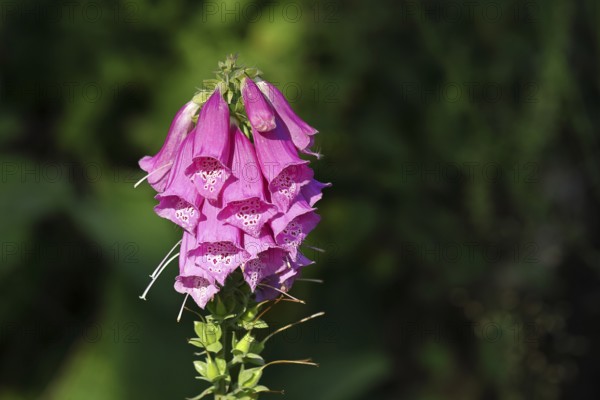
[218,127,277,236]
[301,179,332,207]
[138,101,199,192]
[241,77,276,132]
[192,200,247,285]
[174,232,220,309]
[185,89,232,202]
[252,120,313,212]
[256,80,321,158]
[270,196,320,260]
[154,133,203,233]
[254,250,314,302]
[138,60,330,310]
[241,228,288,291]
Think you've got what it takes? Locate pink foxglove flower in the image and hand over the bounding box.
[218,127,277,237]
[154,133,203,233]
[186,89,232,201]
[138,101,199,192]
[241,77,276,132]
[270,196,320,260]
[302,178,332,207]
[255,251,314,302]
[252,120,313,212]
[192,200,247,285]
[241,229,288,291]
[137,56,329,400]
[139,77,327,308]
[257,80,321,158]
[174,231,219,308]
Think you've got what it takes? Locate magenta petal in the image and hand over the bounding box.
[139,101,199,192]
[253,255,304,302]
[218,128,277,236]
[174,275,219,309]
[242,228,277,258]
[192,200,247,285]
[196,200,244,246]
[253,275,281,302]
[289,250,315,270]
[185,89,232,201]
[242,78,276,132]
[154,196,202,233]
[219,198,278,238]
[252,121,313,212]
[243,247,288,292]
[154,134,203,233]
[270,198,320,259]
[178,231,200,275]
[191,242,245,285]
[257,80,319,155]
[241,228,287,292]
[301,179,332,207]
[175,232,219,308]
[267,251,314,299]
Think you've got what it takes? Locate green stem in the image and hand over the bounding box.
[222,322,228,362]
[214,319,229,399]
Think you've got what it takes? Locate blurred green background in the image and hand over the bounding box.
[2,0,600,399]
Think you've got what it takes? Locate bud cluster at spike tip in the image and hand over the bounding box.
[138,71,330,309]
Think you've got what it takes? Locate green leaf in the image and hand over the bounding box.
[231,331,238,350]
[233,391,259,400]
[188,338,205,349]
[231,352,265,366]
[254,385,270,393]
[207,295,229,317]
[233,332,255,354]
[244,68,262,78]
[206,357,228,382]
[232,68,246,79]
[249,340,264,355]
[238,367,263,388]
[193,361,207,377]
[206,359,219,380]
[192,90,212,105]
[186,386,214,400]
[240,306,259,322]
[205,341,223,353]
[234,100,245,113]
[193,321,222,346]
[239,319,268,330]
[244,353,265,366]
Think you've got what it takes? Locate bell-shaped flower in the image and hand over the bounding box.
[185,89,232,201]
[242,227,278,258]
[174,232,219,309]
[218,127,277,236]
[191,200,247,285]
[252,120,313,212]
[241,229,288,292]
[301,179,331,207]
[241,77,276,132]
[154,133,203,233]
[257,80,320,158]
[270,196,320,260]
[253,251,314,302]
[139,101,199,192]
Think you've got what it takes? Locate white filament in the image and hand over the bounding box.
[151,239,182,278]
[134,162,172,188]
[139,252,179,300]
[177,293,190,322]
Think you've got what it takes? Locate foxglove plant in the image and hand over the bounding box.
[136,55,330,399]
